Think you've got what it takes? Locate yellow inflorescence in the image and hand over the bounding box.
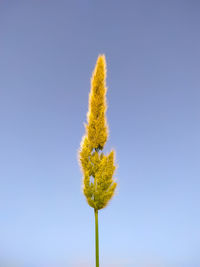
[79,55,117,210]
[87,55,108,150]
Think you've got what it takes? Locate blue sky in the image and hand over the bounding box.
[0,1,200,266]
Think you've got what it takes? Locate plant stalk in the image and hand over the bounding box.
[95,209,99,267]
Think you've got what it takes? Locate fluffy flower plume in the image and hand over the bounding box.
[79,55,117,210]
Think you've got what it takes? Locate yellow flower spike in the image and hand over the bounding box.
[86,55,109,150]
[78,55,118,267]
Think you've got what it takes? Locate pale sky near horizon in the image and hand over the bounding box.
[0,1,200,267]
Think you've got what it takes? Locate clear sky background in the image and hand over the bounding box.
[0,1,200,267]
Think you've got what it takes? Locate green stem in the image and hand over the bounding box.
[95,209,99,267]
